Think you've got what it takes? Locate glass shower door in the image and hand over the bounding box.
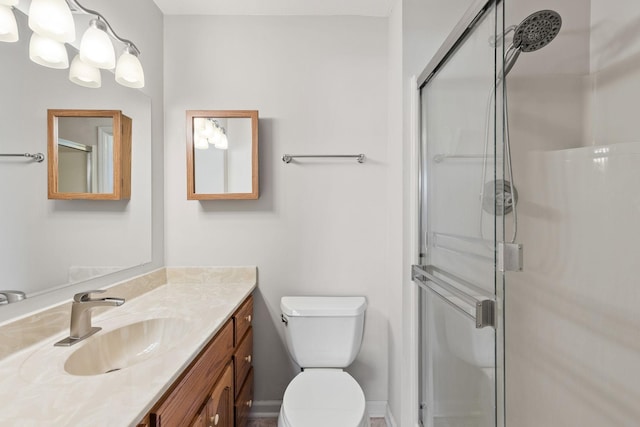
[414,1,506,426]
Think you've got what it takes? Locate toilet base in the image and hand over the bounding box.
[277,370,370,427]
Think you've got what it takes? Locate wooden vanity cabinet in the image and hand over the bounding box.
[145,294,254,427]
[191,363,234,427]
[233,296,254,427]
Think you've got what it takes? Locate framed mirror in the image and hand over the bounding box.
[186,110,259,200]
[48,109,132,200]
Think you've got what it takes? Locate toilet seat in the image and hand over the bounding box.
[279,369,368,427]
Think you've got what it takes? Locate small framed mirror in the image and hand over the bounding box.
[186,110,259,200]
[48,109,131,200]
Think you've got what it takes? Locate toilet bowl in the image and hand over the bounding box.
[278,369,369,427]
[278,296,369,427]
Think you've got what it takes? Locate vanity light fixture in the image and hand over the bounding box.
[69,54,101,88]
[115,45,145,88]
[28,0,75,43]
[193,118,229,150]
[69,0,144,87]
[2,0,144,88]
[213,126,228,150]
[0,4,18,42]
[79,18,115,69]
[29,32,69,68]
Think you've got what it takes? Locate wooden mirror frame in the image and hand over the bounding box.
[186,110,259,200]
[47,109,131,200]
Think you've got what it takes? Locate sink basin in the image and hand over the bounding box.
[64,318,189,376]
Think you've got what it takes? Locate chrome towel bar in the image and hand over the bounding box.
[282,154,365,163]
[412,264,495,329]
[0,153,45,162]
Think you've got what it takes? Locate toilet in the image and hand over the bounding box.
[278,296,370,427]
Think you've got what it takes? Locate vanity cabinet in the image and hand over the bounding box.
[191,363,234,427]
[145,294,254,427]
[233,296,254,427]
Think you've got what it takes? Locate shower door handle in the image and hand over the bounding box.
[412,264,495,329]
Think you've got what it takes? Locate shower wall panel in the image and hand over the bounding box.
[505,0,640,425]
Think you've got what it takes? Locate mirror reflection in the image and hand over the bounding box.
[57,117,114,193]
[187,110,259,200]
[0,10,152,302]
[48,109,131,200]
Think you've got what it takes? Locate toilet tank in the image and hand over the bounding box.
[280,296,367,368]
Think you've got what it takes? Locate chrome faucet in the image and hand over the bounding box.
[54,290,125,347]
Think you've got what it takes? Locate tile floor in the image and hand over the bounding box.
[248,418,387,427]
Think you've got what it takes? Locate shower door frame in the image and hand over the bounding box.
[414,0,506,425]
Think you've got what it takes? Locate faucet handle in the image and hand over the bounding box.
[73,290,106,302]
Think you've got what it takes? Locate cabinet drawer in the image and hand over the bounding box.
[234,295,253,346]
[233,327,253,399]
[234,368,254,427]
[151,320,234,427]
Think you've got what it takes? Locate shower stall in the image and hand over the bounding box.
[413,1,562,426]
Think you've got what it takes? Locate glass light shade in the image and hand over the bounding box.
[0,5,18,42]
[194,136,209,150]
[29,33,68,69]
[214,132,228,150]
[69,55,101,88]
[79,20,115,69]
[28,0,75,43]
[115,50,145,88]
[202,120,215,138]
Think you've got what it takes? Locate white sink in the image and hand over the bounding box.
[64,318,189,376]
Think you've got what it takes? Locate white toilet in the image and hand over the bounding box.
[278,296,370,427]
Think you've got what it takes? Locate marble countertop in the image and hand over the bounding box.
[0,276,256,426]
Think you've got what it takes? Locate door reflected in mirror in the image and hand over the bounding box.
[48,110,131,200]
[57,117,114,194]
[186,110,259,200]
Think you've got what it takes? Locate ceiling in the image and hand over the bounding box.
[151,0,394,17]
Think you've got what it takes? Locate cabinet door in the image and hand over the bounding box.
[234,328,253,399]
[207,363,234,427]
[190,408,207,427]
[234,368,254,427]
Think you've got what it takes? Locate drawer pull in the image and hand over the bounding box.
[244,355,252,363]
[246,399,253,408]
[210,414,219,426]
[245,314,252,323]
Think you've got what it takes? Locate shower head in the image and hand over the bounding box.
[513,10,562,52]
[501,10,562,77]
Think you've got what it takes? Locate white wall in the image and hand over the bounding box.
[164,16,390,407]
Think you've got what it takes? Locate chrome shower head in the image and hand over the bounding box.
[513,10,562,52]
[501,10,562,77]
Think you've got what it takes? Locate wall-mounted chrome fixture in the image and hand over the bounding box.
[282,154,366,163]
[0,290,26,305]
[193,118,229,150]
[0,152,45,162]
[0,0,144,89]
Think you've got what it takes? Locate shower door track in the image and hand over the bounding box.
[417,0,499,89]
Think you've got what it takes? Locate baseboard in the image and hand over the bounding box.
[249,400,281,419]
[385,404,398,427]
[367,401,389,418]
[249,400,391,420]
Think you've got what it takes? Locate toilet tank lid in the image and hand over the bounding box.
[281,296,367,317]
